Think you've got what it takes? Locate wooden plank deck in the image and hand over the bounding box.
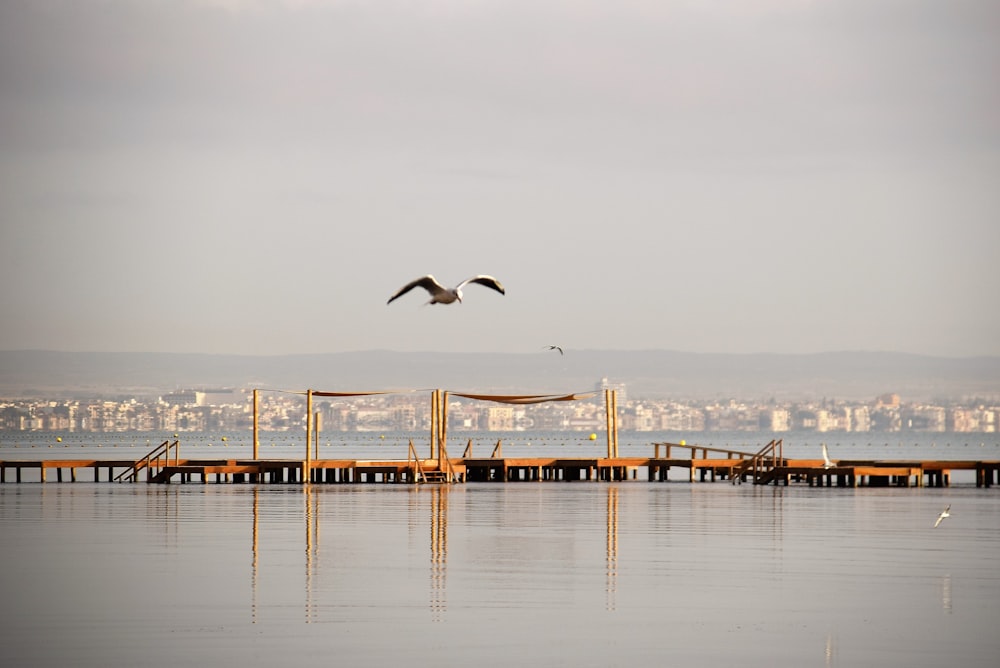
[0,459,139,482]
[2,456,998,487]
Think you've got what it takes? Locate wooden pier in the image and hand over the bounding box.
[2,440,998,487]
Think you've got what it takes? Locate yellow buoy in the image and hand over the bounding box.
[56,437,62,443]
[680,440,686,446]
[589,433,597,440]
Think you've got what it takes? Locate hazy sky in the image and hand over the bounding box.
[1,0,998,357]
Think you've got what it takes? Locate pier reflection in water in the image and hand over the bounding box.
[242,483,629,623]
[429,486,447,620]
[252,487,259,623]
[606,485,617,611]
[246,484,456,623]
[246,484,631,621]
[2,483,999,667]
[304,484,315,622]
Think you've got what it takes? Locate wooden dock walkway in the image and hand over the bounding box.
[2,440,998,488]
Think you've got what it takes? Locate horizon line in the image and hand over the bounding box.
[3,348,998,360]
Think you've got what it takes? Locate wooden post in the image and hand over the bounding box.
[605,389,614,459]
[314,411,322,461]
[611,390,618,457]
[439,390,449,468]
[253,389,259,460]
[430,390,439,461]
[604,390,610,458]
[305,389,313,483]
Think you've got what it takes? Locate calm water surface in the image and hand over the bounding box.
[1,481,999,667]
[1,432,999,666]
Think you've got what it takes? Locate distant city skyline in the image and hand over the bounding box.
[1,1,998,358]
[4,390,997,435]
[2,350,998,407]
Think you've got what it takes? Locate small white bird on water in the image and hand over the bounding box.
[821,443,836,469]
[387,274,505,306]
[934,505,951,528]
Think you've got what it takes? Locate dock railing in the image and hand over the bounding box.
[439,441,458,482]
[459,438,504,458]
[653,441,757,462]
[407,440,426,483]
[740,438,783,484]
[114,439,179,483]
[652,440,782,483]
[408,439,459,484]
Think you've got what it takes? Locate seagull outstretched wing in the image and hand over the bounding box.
[388,274,505,305]
[456,275,506,296]
[387,275,448,305]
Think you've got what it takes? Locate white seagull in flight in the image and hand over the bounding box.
[821,443,836,469]
[544,345,564,355]
[387,274,505,306]
[933,505,951,528]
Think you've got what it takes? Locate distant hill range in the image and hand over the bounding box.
[1,350,998,402]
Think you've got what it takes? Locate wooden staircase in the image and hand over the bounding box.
[731,438,784,485]
[114,440,179,482]
[418,470,450,484]
[408,440,459,484]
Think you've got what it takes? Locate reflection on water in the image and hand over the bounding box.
[1,483,999,667]
[305,484,314,623]
[250,484,453,624]
[252,487,259,624]
[606,485,617,612]
[429,486,447,620]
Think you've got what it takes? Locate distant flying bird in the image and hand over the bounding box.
[821,443,836,469]
[387,274,505,306]
[544,345,564,355]
[934,505,951,528]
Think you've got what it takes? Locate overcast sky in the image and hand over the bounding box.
[1,0,997,357]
